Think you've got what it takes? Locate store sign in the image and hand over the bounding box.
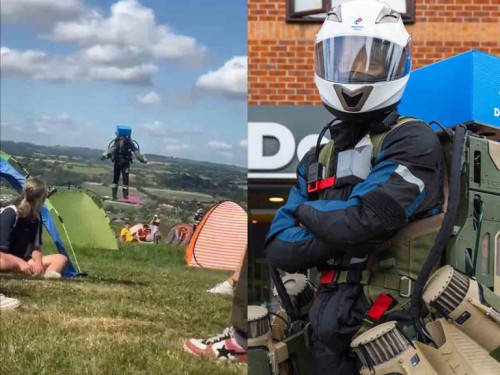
[248,105,333,179]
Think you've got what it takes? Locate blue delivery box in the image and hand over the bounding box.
[399,50,500,135]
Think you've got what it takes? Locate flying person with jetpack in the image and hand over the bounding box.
[101,125,147,200]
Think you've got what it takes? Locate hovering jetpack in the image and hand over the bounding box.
[101,125,147,200]
[248,123,500,374]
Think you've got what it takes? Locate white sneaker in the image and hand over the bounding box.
[43,271,62,280]
[183,326,247,362]
[0,294,21,311]
[207,280,234,296]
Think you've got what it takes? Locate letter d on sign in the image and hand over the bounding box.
[495,107,500,117]
[248,122,295,170]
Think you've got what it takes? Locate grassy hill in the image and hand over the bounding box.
[0,244,243,375]
[0,141,247,228]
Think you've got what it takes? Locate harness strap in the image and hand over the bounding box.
[370,117,417,158]
[319,270,336,285]
[308,176,336,193]
[320,270,413,297]
[335,269,371,285]
[366,293,395,322]
[369,272,413,298]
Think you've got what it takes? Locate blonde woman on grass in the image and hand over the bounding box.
[0,178,68,282]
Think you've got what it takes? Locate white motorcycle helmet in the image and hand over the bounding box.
[315,0,411,121]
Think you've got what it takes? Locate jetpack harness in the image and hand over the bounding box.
[102,125,146,164]
[307,113,395,194]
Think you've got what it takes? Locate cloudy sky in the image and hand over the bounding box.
[1,0,248,166]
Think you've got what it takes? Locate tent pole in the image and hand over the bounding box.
[59,220,83,273]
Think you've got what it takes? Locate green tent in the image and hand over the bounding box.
[49,187,119,251]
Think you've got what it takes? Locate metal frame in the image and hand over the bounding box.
[286,0,416,24]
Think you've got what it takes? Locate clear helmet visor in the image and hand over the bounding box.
[315,36,411,83]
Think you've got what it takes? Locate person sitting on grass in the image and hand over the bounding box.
[149,214,161,227]
[136,225,151,242]
[0,178,68,279]
[120,223,135,243]
[149,215,162,243]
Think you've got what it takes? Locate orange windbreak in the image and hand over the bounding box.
[185,201,247,271]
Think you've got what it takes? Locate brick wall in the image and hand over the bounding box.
[248,0,500,105]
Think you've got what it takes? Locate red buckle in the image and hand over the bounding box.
[320,270,336,285]
[308,176,336,193]
[366,293,394,321]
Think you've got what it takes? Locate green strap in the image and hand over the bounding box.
[335,270,413,296]
[316,116,418,181]
[369,272,413,297]
[371,117,417,158]
[318,140,334,177]
[335,269,371,285]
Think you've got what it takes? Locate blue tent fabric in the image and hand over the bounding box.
[39,206,79,277]
[0,158,25,190]
[0,156,80,277]
[399,50,500,129]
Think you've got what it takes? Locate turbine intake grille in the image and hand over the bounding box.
[356,326,410,367]
[248,305,270,339]
[431,270,469,315]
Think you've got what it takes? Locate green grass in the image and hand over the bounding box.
[0,244,244,375]
[82,183,143,198]
[65,165,108,174]
[142,188,214,202]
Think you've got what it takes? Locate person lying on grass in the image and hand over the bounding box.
[0,178,68,279]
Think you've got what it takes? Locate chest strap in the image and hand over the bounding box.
[319,270,413,298]
[319,269,371,285]
[308,176,336,193]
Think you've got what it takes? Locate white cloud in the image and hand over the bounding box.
[0,47,81,81]
[1,46,157,84]
[220,151,234,161]
[164,137,180,144]
[239,139,248,148]
[137,91,162,105]
[1,1,207,85]
[162,136,192,155]
[88,64,157,84]
[165,144,191,153]
[196,56,247,98]
[51,0,207,63]
[1,114,111,151]
[208,140,233,151]
[141,121,167,137]
[1,0,84,27]
[82,44,147,67]
[4,113,89,140]
[58,113,72,122]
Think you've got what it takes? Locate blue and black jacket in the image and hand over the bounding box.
[266,119,444,272]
